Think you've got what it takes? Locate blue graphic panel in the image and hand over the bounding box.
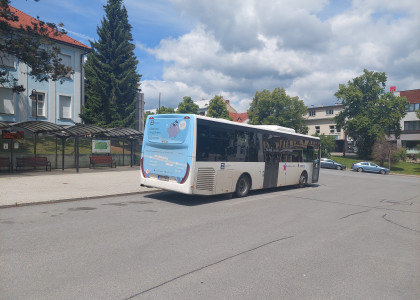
[142,115,194,183]
[147,116,190,144]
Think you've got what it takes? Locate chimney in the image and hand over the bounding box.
[225,100,230,104]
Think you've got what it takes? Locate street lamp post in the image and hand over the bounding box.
[29,89,38,156]
[29,89,38,120]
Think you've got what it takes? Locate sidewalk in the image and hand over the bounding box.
[0,166,158,208]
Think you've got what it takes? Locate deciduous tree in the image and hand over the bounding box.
[313,133,336,157]
[176,96,199,114]
[207,95,231,120]
[247,88,308,134]
[158,106,175,114]
[372,136,398,168]
[81,0,140,128]
[334,69,407,158]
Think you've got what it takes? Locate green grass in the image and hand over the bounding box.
[331,156,420,176]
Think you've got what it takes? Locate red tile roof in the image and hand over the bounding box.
[5,5,90,50]
[400,89,420,104]
[230,112,248,123]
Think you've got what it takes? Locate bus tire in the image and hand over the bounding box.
[298,172,308,188]
[235,174,251,198]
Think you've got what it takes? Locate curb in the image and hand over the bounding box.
[0,189,159,209]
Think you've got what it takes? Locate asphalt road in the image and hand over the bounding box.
[1,169,419,299]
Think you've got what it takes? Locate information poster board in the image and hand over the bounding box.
[92,140,111,154]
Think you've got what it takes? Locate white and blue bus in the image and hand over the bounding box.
[140,114,320,197]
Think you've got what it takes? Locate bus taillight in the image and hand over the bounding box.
[140,158,146,178]
[180,163,190,184]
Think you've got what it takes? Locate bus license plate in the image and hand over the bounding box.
[158,175,169,181]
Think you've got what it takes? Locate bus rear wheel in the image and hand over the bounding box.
[298,172,308,188]
[235,175,250,197]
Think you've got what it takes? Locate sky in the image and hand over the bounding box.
[11,0,420,112]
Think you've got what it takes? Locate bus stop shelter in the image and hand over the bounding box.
[0,121,143,173]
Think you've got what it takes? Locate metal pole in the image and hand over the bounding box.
[10,139,13,173]
[158,92,161,113]
[62,138,65,171]
[35,92,38,121]
[122,140,125,166]
[130,140,133,168]
[34,133,37,157]
[55,136,58,169]
[76,136,79,173]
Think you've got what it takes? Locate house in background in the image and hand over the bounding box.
[194,97,237,116]
[304,104,347,152]
[230,112,248,123]
[0,6,91,126]
[389,89,420,155]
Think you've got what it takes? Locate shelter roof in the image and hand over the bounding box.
[3,121,143,140]
[63,124,108,137]
[11,121,64,133]
[0,121,11,129]
[105,127,143,139]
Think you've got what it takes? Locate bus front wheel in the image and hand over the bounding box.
[235,175,250,197]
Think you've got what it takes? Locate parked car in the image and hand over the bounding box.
[351,162,389,175]
[320,158,346,170]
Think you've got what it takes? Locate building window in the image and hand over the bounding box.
[309,110,316,117]
[329,125,335,133]
[315,126,320,134]
[59,95,71,119]
[0,87,14,115]
[0,51,15,68]
[31,92,45,118]
[405,103,420,112]
[58,53,72,78]
[326,109,334,115]
[336,126,341,133]
[404,121,420,131]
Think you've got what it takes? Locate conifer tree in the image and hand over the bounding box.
[81,0,140,128]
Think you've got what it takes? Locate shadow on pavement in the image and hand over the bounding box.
[144,183,320,206]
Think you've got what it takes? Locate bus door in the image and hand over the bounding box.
[263,136,280,188]
[312,145,320,183]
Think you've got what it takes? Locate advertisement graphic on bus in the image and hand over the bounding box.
[141,115,193,184]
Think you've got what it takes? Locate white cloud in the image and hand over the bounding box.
[142,0,420,112]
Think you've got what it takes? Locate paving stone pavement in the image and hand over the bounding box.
[0,166,157,208]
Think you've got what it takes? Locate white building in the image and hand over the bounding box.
[305,104,347,152]
[390,89,420,154]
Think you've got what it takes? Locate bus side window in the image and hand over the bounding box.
[248,132,259,162]
[196,125,210,161]
[305,146,314,162]
[292,150,303,162]
[209,126,233,161]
